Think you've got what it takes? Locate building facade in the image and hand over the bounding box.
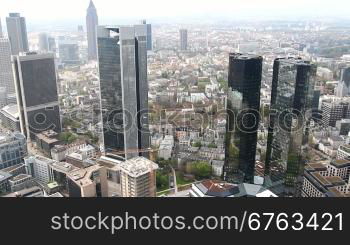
[0,104,21,131]
[302,161,350,197]
[38,33,49,52]
[180,29,188,51]
[265,58,316,196]
[119,157,158,197]
[225,53,262,183]
[321,99,350,128]
[24,155,55,184]
[6,13,29,55]
[97,25,149,159]
[0,38,16,106]
[335,67,350,97]
[12,52,62,141]
[58,41,80,65]
[0,131,27,170]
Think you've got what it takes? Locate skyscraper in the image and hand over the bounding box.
[58,41,79,65]
[335,67,350,97]
[0,131,27,170]
[12,52,62,141]
[0,18,3,37]
[265,57,316,196]
[38,33,49,52]
[321,99,350,128]
[141,20,152,51]
[180,29,188,51]
[86,0,98,60]
[6,13,29,55]
[119,157,158,197]
[97,25,150,159]
[0,38,16,107]
[224,53,262,183]
[48,37,57,53]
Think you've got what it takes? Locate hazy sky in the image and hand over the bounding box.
[1,0,350,23]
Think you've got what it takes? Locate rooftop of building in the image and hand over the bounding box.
[195,180,239,197]
[339,144,350,153]
[36,130,60,144]
[50,161,79,174]
[0,170,12,182]
[327,187,350,197]
[310,172,345,187]
[3,186,43,197]
[47,192,64,197]
[27,155,56,165]
[0,104,19,119]
[47,181,59,189]
[305,162,328,172]
[1,163,25,173]
[331,159,350,168]
[79,145,95,152]
[9,174,31,182]
[275,57,312,66]
[119,157,159,178]
[0,131,25,145]
[51,145,67,153]
[193,179,277,198]
[229,53,263,60]
[329,136,344,142]
[67,164,103,187]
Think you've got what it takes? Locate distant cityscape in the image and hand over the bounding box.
[1,0,350,198]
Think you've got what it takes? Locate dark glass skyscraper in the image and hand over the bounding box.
[265,57,316,196]
[12,52,62,141]
[6,13,29,55]
[86,0,98,60]
[97,25,149,159]
[225,53,262,183]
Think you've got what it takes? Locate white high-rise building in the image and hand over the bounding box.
[24,155,55,184]
[119,157,158,197]
[0,38,16,107]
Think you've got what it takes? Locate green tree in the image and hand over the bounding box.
[59,132,77,144]
[192,141,202,148]
[156,172,169,191]
[190,161,212,179]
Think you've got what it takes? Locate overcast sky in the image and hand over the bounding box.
[1,0,350,23]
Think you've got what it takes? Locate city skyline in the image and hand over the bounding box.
[1,0,350,199]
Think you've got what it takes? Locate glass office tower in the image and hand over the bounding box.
[6,13,29,55]
[225,53,263,183]
[265,57,316,196]
[97,25,149,159]
[12,52,62,141]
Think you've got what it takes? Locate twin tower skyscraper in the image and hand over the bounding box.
[225,54,316,196]
[97,25,150,159]
[86,1,151,159]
